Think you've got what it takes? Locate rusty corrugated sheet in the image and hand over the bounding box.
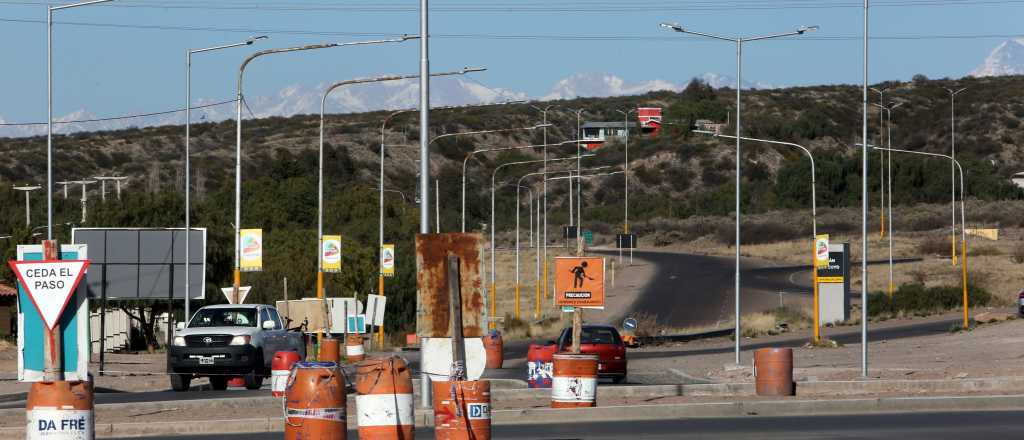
[416,233,486,338]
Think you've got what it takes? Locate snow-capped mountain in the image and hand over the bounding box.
[0,72,766,138]
[970,39,1024,77]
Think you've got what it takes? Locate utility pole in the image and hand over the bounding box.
[13,185,42,227]
[93,176,128,202]
[70,180,95,223]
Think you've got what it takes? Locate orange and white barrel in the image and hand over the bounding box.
[319,338,340,363]
[26,380,93,440]
[346,333,365,362]
[482,331,503,369]
[355,356,415,439]
[272,351,302,398]
[285,361,347,440]
[432,380,491,440]
[551,353,598,408]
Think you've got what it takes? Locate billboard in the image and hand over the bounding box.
[239,229,263,272]
[71,228,206,299]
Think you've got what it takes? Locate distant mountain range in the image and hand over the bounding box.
[971,39,1024,77]
[4,37,1023,139]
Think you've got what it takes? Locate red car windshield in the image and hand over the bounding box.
[563,328,621,346]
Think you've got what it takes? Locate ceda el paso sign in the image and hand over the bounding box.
[9,260,89,330]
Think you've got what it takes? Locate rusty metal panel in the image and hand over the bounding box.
[416,233,486,338]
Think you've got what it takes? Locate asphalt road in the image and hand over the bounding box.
[110,410,1024,439]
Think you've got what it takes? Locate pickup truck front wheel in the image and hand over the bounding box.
[244,351,265,390]
[170,373,191,392]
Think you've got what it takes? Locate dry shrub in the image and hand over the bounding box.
[917,235,951,257]
[631,311,667,338]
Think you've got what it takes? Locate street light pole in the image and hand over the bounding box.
[946,87,966,267]
[317,69,483,301]
[695,130,818,340]
[661,22,818,365]
[871,87,888,239]
[531,105,558,302]
[13,186,42,227]
[186,36,266,323]
[861,0,870,378]
[871,101,904,297]
[490,155,592,329]
[871,145,969,329]
[615,108,636,265]
[48,0,115,241]
[232,36,415,299]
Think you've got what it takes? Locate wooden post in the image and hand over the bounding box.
[572,230,584,354]
[448,254,466,380]
[42,239,62,381]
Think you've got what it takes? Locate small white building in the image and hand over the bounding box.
[580,121,638,149]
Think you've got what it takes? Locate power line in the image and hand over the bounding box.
[0,99,237,126]
[2,17,1022,42]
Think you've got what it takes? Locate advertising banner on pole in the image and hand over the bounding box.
[239,229,263,272]
[322,235,342,273]
[381,244,395,277]
[815,234,830,269]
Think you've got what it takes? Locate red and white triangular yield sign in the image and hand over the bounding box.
[8,260,90,330]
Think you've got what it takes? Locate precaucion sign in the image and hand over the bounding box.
[322,235,342,273]
[9,260,89,330]
[554,257,605,309]
[381,244,395,277]
[815,234,830,269]
[239,229,263,272]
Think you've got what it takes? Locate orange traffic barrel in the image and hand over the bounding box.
[319,338,341,363]
[272,351,302,397]
[527,343,558,388]
[346,333,365,362]
[285,361,347,440]
[432,380,491,440]
[754,348,794,396]
[483,331,503,369]
[355,356,415,439]
[26,380,94,439]
[551,353,598,408]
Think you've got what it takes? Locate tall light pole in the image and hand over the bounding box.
[490,155,591,330]
[661,22,818,365]
[871,87,888,239]
[419,0,431,236]
[530,104,558,303]
[695,130,819,340]
[13,186,42,227]
[48,0,115,240]
[861,0,870,378]
[187,36,266,322]
[615,108,636,265]
[871,101,904,297]
[461,138,568,232]
[871,145,969,329]
[946,87,967,267]
[231,36,416,298]
[70,180,95,223]
[318,69,483,301]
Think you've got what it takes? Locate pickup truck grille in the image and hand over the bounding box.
[184,335,232,347]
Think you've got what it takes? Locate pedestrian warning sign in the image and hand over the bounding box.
[554,257,605,309]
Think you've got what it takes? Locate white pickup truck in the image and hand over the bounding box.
[167,304,305,391]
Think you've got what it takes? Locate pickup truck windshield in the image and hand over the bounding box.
[189,308,258,328]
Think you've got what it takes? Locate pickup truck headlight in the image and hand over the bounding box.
[229,335,251,346]
[173,336,186,347]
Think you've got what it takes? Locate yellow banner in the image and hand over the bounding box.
[814,234,830,269]
[322,235,342,273]
[818,276,844,284]
[381,244,396,277]
[239,229,263,272]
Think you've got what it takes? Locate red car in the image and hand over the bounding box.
[557,325,628,384]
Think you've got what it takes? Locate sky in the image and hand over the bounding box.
[0,0,1021,124]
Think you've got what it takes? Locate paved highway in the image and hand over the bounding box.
[110,410,1024,439]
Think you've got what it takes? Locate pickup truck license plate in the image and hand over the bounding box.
[198,356,215,365]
